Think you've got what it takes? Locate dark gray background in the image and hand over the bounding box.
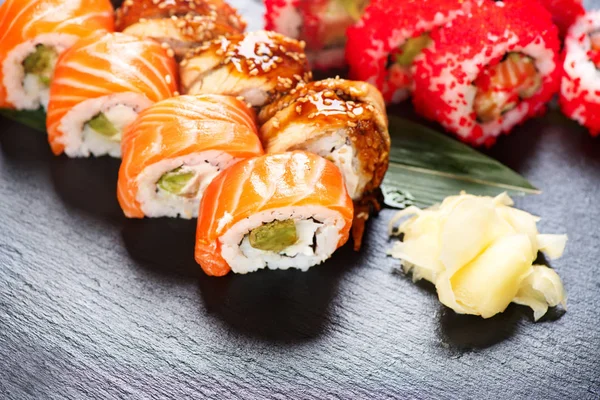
[1,1,599,399]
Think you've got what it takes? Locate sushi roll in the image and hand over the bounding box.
[118,94,264,219]
[195,151,354,276]
[265,0,369,70]
[46,32,179,158]
[258,78,390,249]
[115,0,246,59]
[561,11,600,136]
[0,0,114,111]
[412,1,561,146]
[539,0,585,39]
[346,0,466,104]
[180,31,311,107]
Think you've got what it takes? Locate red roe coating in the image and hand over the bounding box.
[560,11,600,136]
[412,0,561,146]
[345,0,465,104]
[264,0,295,32]
[540,0,585,39]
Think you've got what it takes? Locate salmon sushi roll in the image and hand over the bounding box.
[258,78,389,250]
[561,11,600,136]
[0,0,114,111]
[118,94,264,219]
[195,151,354,276]
[265,0,370,70]
[115,0,246,59]
[412,1,561,146]
[180,31,311,107]
[46,32,179,158]
[346,0,465,104]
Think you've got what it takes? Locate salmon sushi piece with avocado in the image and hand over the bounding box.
[258,78,390,250]
[118,94,264,219]
[0,0,114,111]
[46,32,179,158]
[195,151,354,276]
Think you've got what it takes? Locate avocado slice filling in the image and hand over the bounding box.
[249,219,299,253]
[87,113,120,141]
[396,34,432,67]
[157,167,197,196]
[23,44,58,86]
[338,0,370,21]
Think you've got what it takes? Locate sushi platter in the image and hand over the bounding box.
[0,0,599,398]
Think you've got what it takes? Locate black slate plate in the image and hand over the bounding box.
[1,1,600,399]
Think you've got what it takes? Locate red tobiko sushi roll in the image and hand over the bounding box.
[560,11,600,136]
[346,0,466,104]
[265,0,370,70]
[412,1,561,146]
[539,0,585,39]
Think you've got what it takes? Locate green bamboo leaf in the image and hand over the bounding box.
[382,116,540,209]
[0,108,46,132]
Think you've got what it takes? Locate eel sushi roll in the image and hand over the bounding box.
[561,11,600,136]
[264,0,370,69]
[180,31,312,107]
[412,1,561,146]
[258,78,390,249]
[0,0,114,111]
[195,151,354,276]
[118,94,264,219]
[115,0,246,59]
[46,32,179,158]
[346,0,465,104]
[539,0,585,39]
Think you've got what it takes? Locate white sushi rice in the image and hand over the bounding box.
[136,151,237,219]
[301,131,367,200]
[427,31,556,144]
[57,92,153,158]
[561,12,600,125]
[220,206,347,274]
[3,33,78,110]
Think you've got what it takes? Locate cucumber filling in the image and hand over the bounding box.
[83,105,139,147]
[249,219,299,253]
[157,167,198,197]
[395,34,432,67]
[23,44,58,87]
[87,113,119,139]
[474,53,542,123]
